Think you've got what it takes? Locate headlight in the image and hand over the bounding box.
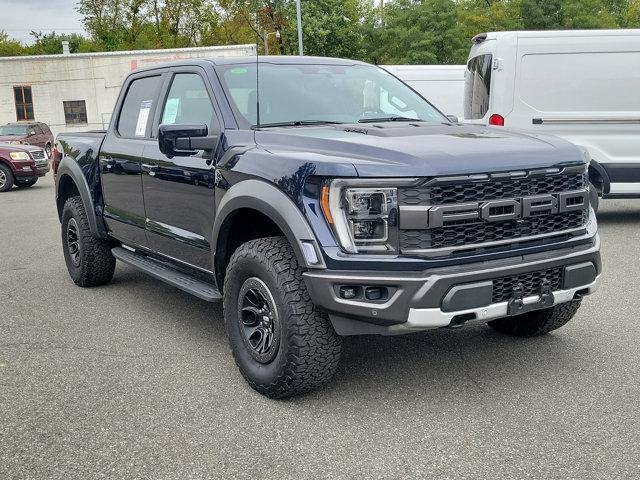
[321,179,415,254]
[7,140,24,145]
[9,151,30,161]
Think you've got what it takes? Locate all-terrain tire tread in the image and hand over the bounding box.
[62,196,115,287]
[224,236,342,398]
[488,299,581,337]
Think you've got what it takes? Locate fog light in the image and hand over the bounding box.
[365,287,386,301]
[339,286,360,299]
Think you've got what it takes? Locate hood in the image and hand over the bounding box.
[254,123,586,177]
[0,135,28,143]
[0,142,43,153]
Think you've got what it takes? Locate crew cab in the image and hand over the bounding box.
[54,57,601,398]
[0,143,49,192]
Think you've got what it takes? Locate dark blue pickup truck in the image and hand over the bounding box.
[54,56,601,398]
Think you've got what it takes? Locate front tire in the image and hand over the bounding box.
[45,143,52,159]
[223,236,342,398]
[487,300,581,337]
[0,164,14,192]
[15,178,37,188]
[61,196,116,287]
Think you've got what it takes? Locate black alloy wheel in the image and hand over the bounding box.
[238,277,281,364]
[66,217,82,268]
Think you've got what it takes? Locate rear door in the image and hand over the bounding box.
[140,67,220,271]
[100,72,164,247]
[31,124,45,148]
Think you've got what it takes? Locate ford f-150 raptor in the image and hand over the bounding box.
[54,56,601,398]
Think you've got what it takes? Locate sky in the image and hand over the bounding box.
[0,0,84,45]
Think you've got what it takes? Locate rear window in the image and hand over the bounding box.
[117,76,162,138]
[464,54,492,120]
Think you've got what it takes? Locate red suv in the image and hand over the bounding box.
[0,143,50,192]
[0,122,54,158]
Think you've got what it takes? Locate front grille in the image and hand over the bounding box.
[30,150,46,160]
[401,210,585,250]
[399,169,589,255]
[491,268,564,303]
[400,172,586,205]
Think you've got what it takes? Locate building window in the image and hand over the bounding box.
[63,100,88,125]
[14,86,34,121]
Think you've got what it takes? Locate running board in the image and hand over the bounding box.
[111,247,221,302]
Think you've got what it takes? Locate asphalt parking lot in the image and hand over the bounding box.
[1,174,639,479]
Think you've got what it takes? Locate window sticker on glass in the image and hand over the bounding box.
[135,99,153,137]
[163,97,180,124]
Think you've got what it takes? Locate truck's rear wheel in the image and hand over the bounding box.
[487,300,581,337]
[0,164,14,192]
[61,196,116,287]
[223,236,342,398]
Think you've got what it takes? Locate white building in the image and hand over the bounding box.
[0,44,256,137]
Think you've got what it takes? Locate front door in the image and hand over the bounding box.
[141,70,219,271]
[100,74,163,248]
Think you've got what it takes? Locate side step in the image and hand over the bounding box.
[111,247,222,302]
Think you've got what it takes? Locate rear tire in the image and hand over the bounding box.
[0,164,14,192]
[223,236,342,398]
[15,178,37,188]
[487,300,581,337]
[61,196,116,287]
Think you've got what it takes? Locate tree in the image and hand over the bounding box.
[290,0,368,58]
[521,0,564,29]
[373,0,469,64]
[0,31,26,56]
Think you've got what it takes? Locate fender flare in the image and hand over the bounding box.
[212,179,325,271]
[587,159,611,195]
[56,157,108,239]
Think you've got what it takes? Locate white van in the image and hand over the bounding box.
[464,29,640,201]
[385,65,466,119]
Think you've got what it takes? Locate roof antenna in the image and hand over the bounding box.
[255,43,261,129]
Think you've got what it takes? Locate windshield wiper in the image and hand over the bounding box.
[358,116,423,123]
[254,120,343,129]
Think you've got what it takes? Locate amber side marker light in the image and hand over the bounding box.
[321,183,333,225]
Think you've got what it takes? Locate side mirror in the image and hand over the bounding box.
[446,115,459,124]
[158,124,211,158]
[28,130,36,136]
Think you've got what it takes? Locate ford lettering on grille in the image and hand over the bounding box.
[428,190,589,228]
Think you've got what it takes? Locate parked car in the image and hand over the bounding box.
[54,56,600,398]
[0,143,50,192]
[463,29,640,208]
[0,121,54,158]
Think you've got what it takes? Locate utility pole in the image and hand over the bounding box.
[295,0,304,56]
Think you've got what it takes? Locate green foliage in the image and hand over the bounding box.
[0,0,637,63]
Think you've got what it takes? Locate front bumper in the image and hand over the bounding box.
[14,162,50,178]
[303,236,601,336]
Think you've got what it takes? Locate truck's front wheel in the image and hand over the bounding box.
[61,196,116,287]
[223,236,342,398]
[487,300,581,337]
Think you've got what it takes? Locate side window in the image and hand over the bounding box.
[161,73,215,129]
[117,75,162,138]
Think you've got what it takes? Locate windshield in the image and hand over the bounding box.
[0,125,28,136]
[217,63,447,127]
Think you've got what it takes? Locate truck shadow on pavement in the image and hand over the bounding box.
[107,264,591,402]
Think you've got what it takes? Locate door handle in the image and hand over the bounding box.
[102,156,115,168]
